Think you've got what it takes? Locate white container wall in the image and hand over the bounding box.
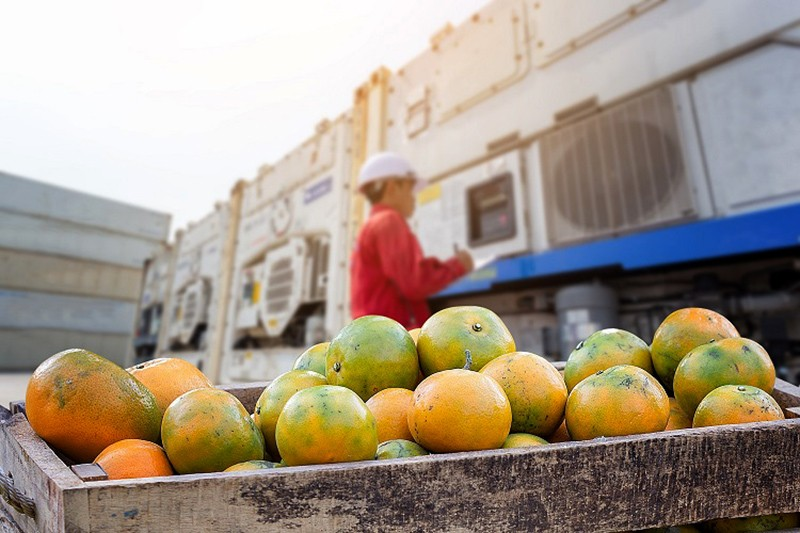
[0,172,170,369]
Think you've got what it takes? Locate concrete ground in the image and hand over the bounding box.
[0,372,31,410]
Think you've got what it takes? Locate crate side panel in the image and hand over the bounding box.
[81,420,800,532]
[0,414,83,532]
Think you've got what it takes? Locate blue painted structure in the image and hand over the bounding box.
[438,203,800,297]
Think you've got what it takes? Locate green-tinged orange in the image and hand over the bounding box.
[224,460,281,472]
[417,306,515,375]
[375,439,429,460]
[26,348,161,462]
[408,369,511,453]
[275,385,378,466]
[673,337,775,417]
[253,369,327,459]
[292,342,330,376]
[692,385,784,428]
[161,388,264,474]
[664,398,692,431]
[480,352,567,437]
[564,328,653,391]
[706,512,799,532]
[326,315,419,401]
[650,307,739,391]
[566,364,669,440]
[502,433,548,448]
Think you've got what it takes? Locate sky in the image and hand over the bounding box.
[0,0,488,237]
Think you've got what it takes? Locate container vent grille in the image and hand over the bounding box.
[540,86,696,246]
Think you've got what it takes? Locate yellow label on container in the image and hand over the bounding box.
[251,282,261,303]
[417,183,442,205]
[268,318,279,330]
[469,267,498,281]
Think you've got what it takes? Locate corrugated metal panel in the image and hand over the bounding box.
[0,290,136,334]
[0,210,162,268]
[0,171,170,241]
[0,328,130,370]
[0,248,142,300]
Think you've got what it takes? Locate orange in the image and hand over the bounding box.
[365,388,415,443]
[706,512,799,532]
[26,348,161,463]
[673,337,775,417]
[692,385,784,428]
[127,357,213,413]
[275,385,378,466]
[502,433,548,448]
[224,460,281,472]
[664,398,692,431]
[480,352,567,437]
[650,307,739,391]
[549,420,571,443]
[407,328,424,385]
[417,306,515,375]
[94,439,173,480]
[253,369,328,459]
[408,369,511,453]
[161,388,264,474]
[565,364,669,440]
[375,439,429,460]
[292,342,330,376]
[326,315,419,401]
[564,328,653,392]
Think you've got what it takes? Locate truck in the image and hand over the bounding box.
[134,0,800,386]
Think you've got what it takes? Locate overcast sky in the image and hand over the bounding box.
[0,1,488,236]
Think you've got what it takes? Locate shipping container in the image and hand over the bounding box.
[377,0,800,379]
[0,172,170,369]
[130,0,800,385]
[128,243,175,365]
[158,200,238,374]
[218,116,355,383]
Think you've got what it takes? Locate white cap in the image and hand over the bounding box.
[357,152,423,193]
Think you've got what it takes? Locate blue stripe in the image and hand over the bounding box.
[438,203,800,297]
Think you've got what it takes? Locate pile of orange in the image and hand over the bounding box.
[22,305,788,490]
[24,350,259,478]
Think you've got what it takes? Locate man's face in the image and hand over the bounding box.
[393,178,416,218]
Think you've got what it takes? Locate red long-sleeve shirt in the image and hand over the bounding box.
[350,204,467,329]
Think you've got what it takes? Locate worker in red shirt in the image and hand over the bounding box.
[350,152,473,329]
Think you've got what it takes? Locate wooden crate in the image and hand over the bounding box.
[2,377,800,533]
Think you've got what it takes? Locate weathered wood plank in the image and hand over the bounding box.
[0,414,84,532]
[773,379,800,418]
[218,382,269,413]
[68,418,800,532]
[0,505,24,533]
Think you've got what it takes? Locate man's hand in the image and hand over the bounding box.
[455,250,474,273]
